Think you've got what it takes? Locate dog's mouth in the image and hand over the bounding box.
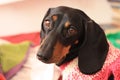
[37,54,50,63]
[37,54,66,65]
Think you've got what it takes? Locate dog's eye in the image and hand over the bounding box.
[68,27,77,36]
[44,20,51,29]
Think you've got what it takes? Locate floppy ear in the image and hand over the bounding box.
[78,20,109,74]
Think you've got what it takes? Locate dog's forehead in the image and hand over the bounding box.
[50,7,75,15]
[50,8,62,14]
[50,7,81,23]
[46,7,84,29]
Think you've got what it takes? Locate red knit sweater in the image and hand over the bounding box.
[60,43,120,80]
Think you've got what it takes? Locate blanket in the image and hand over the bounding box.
[0,74,5,80]
[0,41,31,80]
[0,32,40,46]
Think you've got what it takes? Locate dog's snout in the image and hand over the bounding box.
[37,53,49,62]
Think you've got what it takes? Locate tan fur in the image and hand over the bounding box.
[64,21,70,28]
[48,41,71,63]
[52,15,58,21]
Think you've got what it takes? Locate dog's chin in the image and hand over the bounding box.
[37,56,66,65]
[37,56,51,64]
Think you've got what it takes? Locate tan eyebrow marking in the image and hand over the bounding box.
[52,15,58,21]
[74,40,79,44]
[64,21,71,28]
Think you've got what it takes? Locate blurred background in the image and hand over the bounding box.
[0,0,115,36]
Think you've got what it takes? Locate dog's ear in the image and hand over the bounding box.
[78,20,109,74]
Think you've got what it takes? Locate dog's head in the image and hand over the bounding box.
[37,6,109,74]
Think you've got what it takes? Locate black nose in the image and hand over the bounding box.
[37,53,49,62]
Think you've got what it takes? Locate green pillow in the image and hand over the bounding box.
[0,41,31,73]
[106,32,120,49]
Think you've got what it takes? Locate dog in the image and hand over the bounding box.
[37,6,120,80]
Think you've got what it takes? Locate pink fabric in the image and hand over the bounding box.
[60,43,120,80]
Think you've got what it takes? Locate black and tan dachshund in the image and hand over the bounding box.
[37,6,119,79]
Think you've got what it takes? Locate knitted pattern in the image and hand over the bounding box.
[60,43,120,80]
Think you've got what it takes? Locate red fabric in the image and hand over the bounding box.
[0,32,40,46]
[0,74,6,80]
